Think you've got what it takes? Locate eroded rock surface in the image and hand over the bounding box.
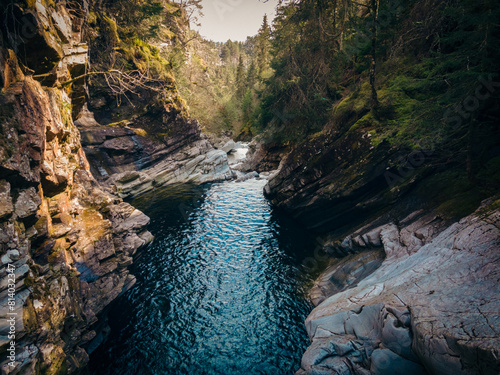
[0,3,151,373]
[298,202,500,375]
[238,139,291,173]
[264,128,403,235]
[77,109,234,199]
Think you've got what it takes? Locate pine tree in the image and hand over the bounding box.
[241,89,253,125]
[235,55,246,99]
[247,59,258,89]
[369,0,379,109]
[256,14,271,76]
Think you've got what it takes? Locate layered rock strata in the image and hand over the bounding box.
[264,108,500,374]
[76,106,234,199]
[0,2,151,373]
[238,138,291,173]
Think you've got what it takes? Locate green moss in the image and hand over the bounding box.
[23,273,36,287]
[436,191,484,220]
[133,128,148,136]
[333,89,363,120]
[23,299,39,333]
[122,39,174,82]
[106,120,129,128]
[159,91,188,117]
[412,168,488,220]
[477,198,500,217]
[26,0,55,9]
[88,12,97,27]
[56,94,72,130]
[192,54,208,72]
[236,124,253,141]
[156,131,172,139]
[323,47,480,153]
[347,110,380,135]
[42,345,68,375]
[101,15,120,46]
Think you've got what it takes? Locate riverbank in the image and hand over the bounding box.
[296,199,500,374]
[260,134,500,374]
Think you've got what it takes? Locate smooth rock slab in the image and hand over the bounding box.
[299,203,500,375]
[111,147,233,198]
[221,140,236,153]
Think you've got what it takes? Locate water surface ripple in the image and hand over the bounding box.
[90,179,314,375]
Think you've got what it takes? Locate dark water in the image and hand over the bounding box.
[89,179,315,375]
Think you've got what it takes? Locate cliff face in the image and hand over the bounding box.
[264,70,500,375]
[69,1,234,199]
[261,17,500,372]
[76,106,233,199]
[0,2,151,373]
[264,128,395,235]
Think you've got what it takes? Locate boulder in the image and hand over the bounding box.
[235,171,259,183]
[102,137,136,154]
[74,104,101,128]
[15,187,42,222]
[239,139,291,173]
[221,140,236,153]
[309,249,385,306]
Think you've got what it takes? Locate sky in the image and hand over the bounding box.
[193,0,278,42]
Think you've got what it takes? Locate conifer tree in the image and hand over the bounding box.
[256,14,271,76]
[235,55,246,99]
[247,59,258,89]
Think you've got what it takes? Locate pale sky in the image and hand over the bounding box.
[193,0,278,42]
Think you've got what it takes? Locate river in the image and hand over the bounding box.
[89,178,315,375]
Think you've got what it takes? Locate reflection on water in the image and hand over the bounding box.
[89,179,315,375]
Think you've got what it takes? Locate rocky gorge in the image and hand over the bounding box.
[0,0,499,374]
[0,2,262,373]
[76,105,234,199]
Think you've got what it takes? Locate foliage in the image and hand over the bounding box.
[255,0,500,151]
[87,0,195,116]
[173,17,272,136]
[87,0,500,189]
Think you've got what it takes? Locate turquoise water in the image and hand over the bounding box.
[89,179,314,375]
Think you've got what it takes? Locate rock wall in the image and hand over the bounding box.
[0,2,151,373]
[238,139,291,173]
[298,201,500,374]
[76,105,234,199]
[263,91,500,374]
[264,128,404,235]
[71,2,235,199]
